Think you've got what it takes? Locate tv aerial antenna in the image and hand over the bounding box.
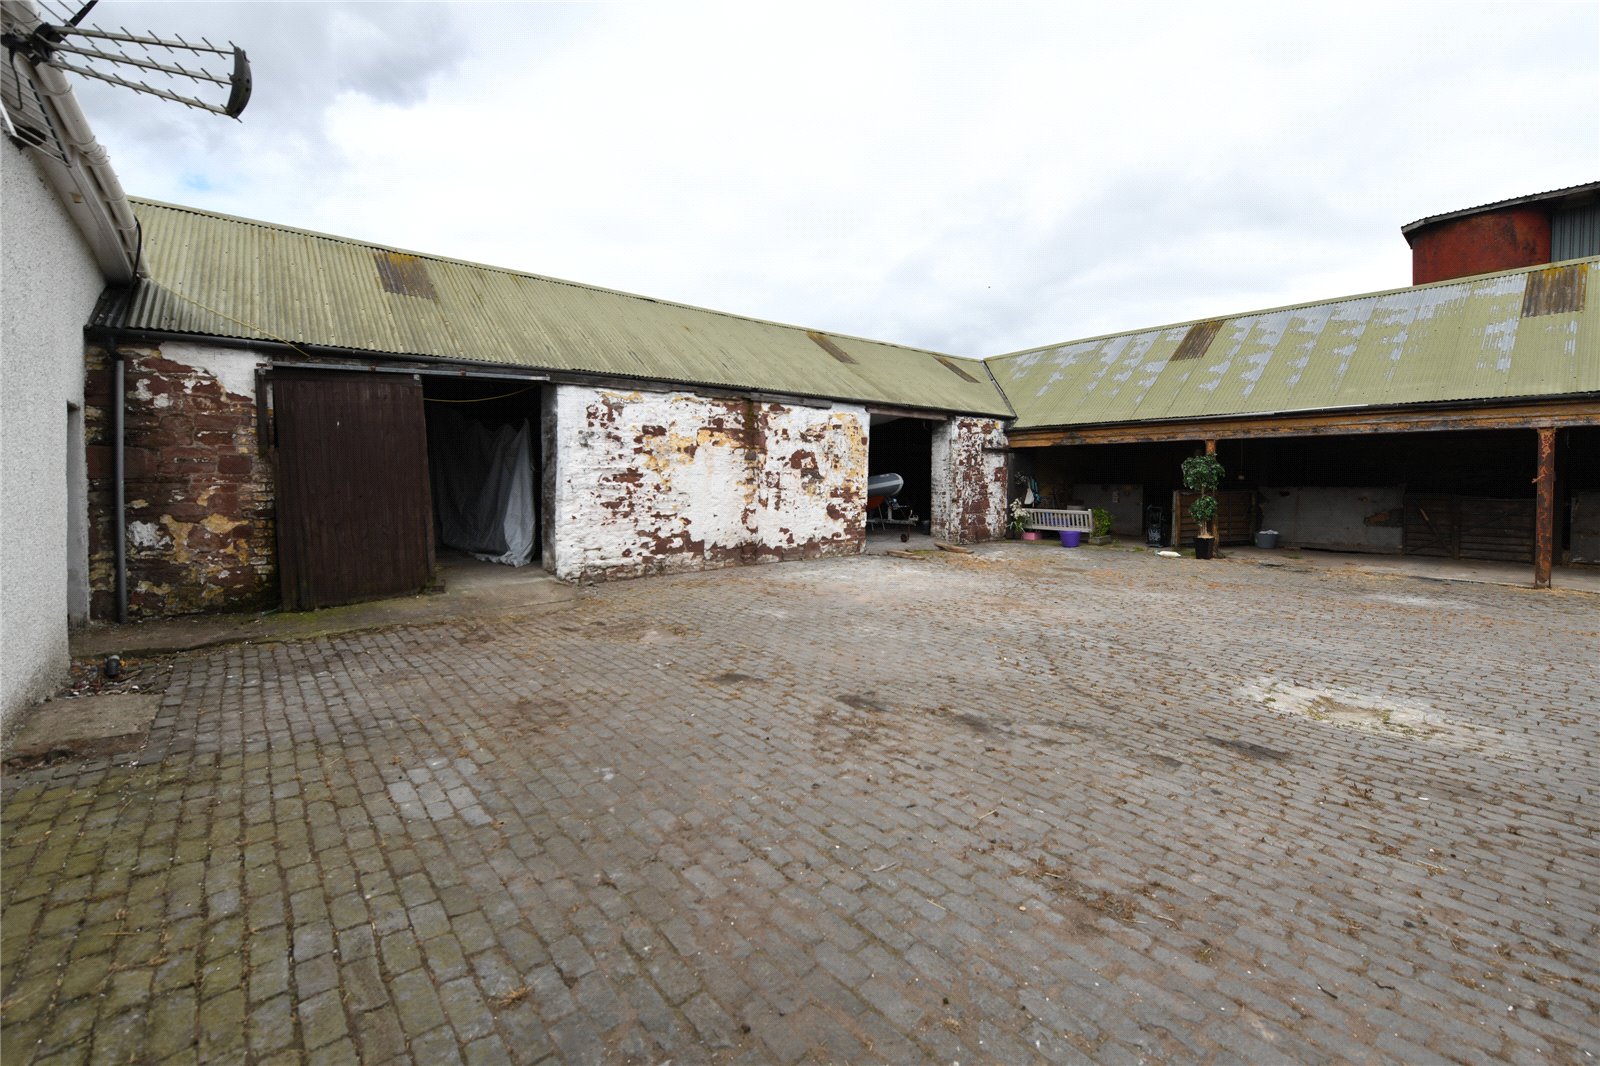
[3,0,251,119]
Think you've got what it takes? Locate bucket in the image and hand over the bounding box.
[1060,529,1081,547]
[1255,531,1279,549]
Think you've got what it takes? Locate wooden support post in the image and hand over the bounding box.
[1534,427,1556,589]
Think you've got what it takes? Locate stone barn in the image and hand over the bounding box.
[84,200,1012,617]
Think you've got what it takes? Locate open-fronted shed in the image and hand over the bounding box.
[991,259,1600,585]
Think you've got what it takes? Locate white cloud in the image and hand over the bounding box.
[58,0,1600,356]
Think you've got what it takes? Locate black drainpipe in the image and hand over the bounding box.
[112,351,127,623]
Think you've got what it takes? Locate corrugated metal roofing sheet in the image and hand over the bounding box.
[986,259,1600,431]
[1400,180,1600,235]
[118,199,1011,416]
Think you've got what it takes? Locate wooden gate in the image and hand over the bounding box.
[273,371,435,610]
[1403,494,1534,563]
[1172,490,1256,546]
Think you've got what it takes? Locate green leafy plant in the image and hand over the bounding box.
[1181,453,1225,541]
[1091,508,1113,539]
[1008,498,1029,536]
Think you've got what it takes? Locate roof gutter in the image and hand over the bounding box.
[3,0,139,282]
[89,323,1016,420]
[1011,391,1600,435]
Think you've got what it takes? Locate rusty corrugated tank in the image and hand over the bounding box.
[987,258,1600,431]
[116,199,1011,417]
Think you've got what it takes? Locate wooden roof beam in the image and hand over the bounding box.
[1006,398,1600,448]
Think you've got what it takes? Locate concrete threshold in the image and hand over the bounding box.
[1226,543,1600,594]
[70,557,583,661]
[998,534,1600,594]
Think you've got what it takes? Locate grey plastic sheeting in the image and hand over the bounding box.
[427,408,536,567]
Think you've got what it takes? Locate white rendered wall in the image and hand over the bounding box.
[1,142,108,728]
[547,385,867,581]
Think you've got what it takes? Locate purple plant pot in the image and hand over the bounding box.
[1060,530,1081,547]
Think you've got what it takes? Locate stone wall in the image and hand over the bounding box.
[931,416,1008,543]
[1257,485,1405,554]
[85,342,275,618]
[547,386,867,581]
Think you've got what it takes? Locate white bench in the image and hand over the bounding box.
[1023,507,1093,533]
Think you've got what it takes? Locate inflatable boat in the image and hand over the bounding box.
[867,472,904,509]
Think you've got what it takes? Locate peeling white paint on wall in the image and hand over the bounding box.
[546,385,867,581]
[127,520,169,549]
[930,417,1007,543]
[160,341,262,399]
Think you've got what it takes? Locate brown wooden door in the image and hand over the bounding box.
[274,371,434,610]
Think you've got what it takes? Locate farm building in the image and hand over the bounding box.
[1403,181,1600,285]
[6,1,1598,744]
[82,200,1012,618]
[0,12,139,723]
[70,193,1600,624]
[993,250,1600,586]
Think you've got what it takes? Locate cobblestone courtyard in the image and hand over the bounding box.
[3,546,1597,1064]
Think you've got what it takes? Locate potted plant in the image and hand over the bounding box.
[1089,507,1114,545]
[1180,453,1225,559]
[1007,498,1029,540]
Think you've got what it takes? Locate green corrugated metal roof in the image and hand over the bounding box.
[117,199,1011,416]
[986,259,1600,430]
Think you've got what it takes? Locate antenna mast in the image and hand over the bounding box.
[2,0,252,118]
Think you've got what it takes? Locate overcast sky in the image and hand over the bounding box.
[49,0,1600,357]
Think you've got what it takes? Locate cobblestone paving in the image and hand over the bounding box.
[4,546,1598,1064]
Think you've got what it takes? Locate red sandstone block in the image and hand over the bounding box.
[193,413,246,431]
[138,425,196,448]
[125,448,156,479]
[83,368,111,403]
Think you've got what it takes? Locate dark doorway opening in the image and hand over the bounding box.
[1020,427,1589,563]
[1016,440,1196,543]
[867,415,934,533]
[422,377,543,568]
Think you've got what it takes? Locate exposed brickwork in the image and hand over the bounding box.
[550,385,867,581]
[84,343,275,619]
[2,550,1596,1062]
[930,416,1007,543]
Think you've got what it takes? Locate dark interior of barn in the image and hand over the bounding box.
[867,415,934,533]
[422,376,544,566]
[1017,426,1598,562]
